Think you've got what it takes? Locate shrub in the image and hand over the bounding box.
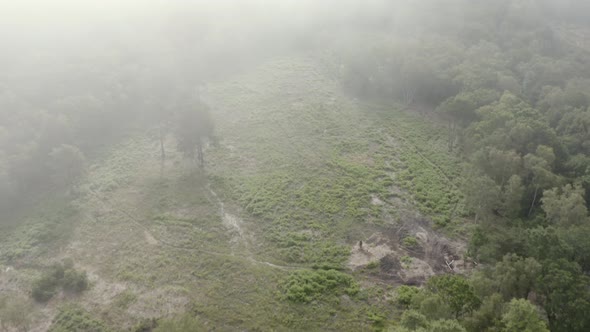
[400,310,428,330]
[401,255,413,268]
[62,270,88,293]
[31,261,88,302]
[366,260,380,269]
[402,236,419,248]
[396,285,421,306]
[283,269,359,303]
[32,273,60,302]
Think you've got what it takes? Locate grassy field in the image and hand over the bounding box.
[0,55,467,331]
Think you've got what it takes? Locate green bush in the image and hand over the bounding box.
[401,255,413,268]
[396,285,421,306]
[366,260,380,269]
[402,236,419,248]
[283,269,359,303]
[32,273,60,302]
[62,269,88,293]
[400,310,428,330]
[31,261,88,302]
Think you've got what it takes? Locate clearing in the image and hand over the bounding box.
[0,54,469,331]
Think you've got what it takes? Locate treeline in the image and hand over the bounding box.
[338,1,590,331]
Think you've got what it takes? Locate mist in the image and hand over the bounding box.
[2,1,590,331]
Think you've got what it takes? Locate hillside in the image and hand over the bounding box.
[4,1,590,331]
[0,55,466,331]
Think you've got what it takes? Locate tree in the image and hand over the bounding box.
[416,293,454,321]
[525,226,573,262]
[175,99,214,167]
[396,285,421,307]
[463,293,504,332]
[499,175,524,218]
[426,275,481,318]
[537,259,590,332]
[437,95,475,151]
[559,224,590,272]
[47,144,86,188]
[492,254,541,300]
[473,148,522,187]
[437,89,498,152]
[502,299,548,332]
[462,171,500,224]
[541,184,588,227]
[400,310,429,330]
[523,146,559,217]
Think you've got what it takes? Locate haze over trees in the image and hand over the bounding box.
[0,0,590,331]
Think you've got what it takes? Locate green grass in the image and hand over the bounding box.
[365,106,466,227]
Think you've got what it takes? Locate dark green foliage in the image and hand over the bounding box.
[491,254,541,300]
[536,259,590,332]
[283,269,359,303]
[502,299,549,332]
[462,293,504,332]
[31,272,60,302]
[62,269,89,293]
[400,310,428,330]
[396,285,421,307]
[426,275,481,318]
[31,261,88,302]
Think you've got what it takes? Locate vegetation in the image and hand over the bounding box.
[283,269,359,303]
[31,261,88,302]
[1,0,590,330]
[48,306,111,332]
[153,314,204,332]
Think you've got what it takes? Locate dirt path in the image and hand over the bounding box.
[85,187,300,271]
[205,183,303,271]
[206,183,247,252]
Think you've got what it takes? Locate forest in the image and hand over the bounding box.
[1,0,590,331]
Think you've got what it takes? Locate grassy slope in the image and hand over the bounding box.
[0,54,466,331]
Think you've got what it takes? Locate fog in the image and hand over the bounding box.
[2,1,590,331]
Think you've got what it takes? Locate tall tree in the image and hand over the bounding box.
[523,146,559,217]
[501,299,549,332]
[541,184,588,227]
[175,99,214,168]
[463,170,500,224]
